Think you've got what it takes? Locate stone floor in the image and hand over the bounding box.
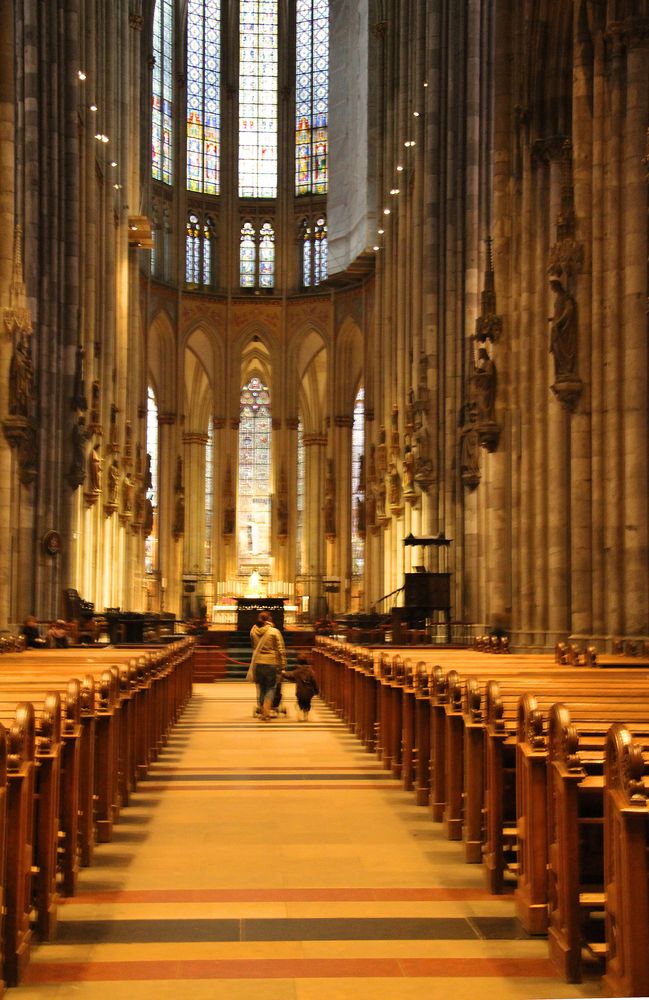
[16,683,605,999]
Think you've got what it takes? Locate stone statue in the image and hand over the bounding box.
[173,491,185,536]
[356,494,366,536]
[109,402,119,451]
[389,462,402,506]
[403,441,415,492]
[377,476,386,518]
[548,272,577,379]
[460,405,480,490]
[69,416,87,489]
[88,444,102,492]
[122,471,135,513]
[223,499,235,535]
[472,346,497,423]
[390,403,400,455]
[277,494,288,537]
[366,486,377,528]
[376,425,388,475]
[143,496,154,536]
[9,333,34,417]
[324,458,336,536]
[107,460,119,505]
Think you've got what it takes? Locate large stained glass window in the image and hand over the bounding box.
[301,215,327,287]
[239,0,278,197]
[205,416,214,575]
[295,0,328,195]
[258,221,275,288]
[145,385,159,574]
[351,386,365,578]
[187,0,221,194]
[152,0,174,184]
[238,375,272,574]
[186,214,201,283]
[186,212,215,286]
[240,221,256,287]
[239,220,274,289]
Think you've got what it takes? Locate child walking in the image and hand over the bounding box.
[283,653,319,721]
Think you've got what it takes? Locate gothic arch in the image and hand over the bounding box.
[291,327,328,435]
[148,309,177,414]
[334,317,363,418]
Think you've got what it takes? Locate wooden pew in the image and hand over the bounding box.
[0,722,6,997]
[546,705,649,983]
[602,724,649,999]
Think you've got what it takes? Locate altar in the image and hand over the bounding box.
[236,598,284,632]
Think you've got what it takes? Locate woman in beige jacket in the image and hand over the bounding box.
[249,611,287,720]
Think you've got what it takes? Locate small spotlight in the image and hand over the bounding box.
[377,228,385,235]
[423,80,428,87]
[373,245,380,252]
[390,188,400,195]
[78,70,87,80]
[95,132,103,140]
[413,111,420,117]
[396,165,404,171]
[109,160,117,167]
[113,183,122,190]
[89,103,98,112]
[383,208,391,215]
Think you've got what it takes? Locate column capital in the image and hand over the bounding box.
[213,417,227,430]
[183,431,209,445]
[158,411,176,425]
[303,433,327,447]
[334,415,353,428]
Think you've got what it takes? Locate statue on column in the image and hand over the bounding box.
[402,439,416,503]
[88,444,102,493]
[388,461,403,516]
[89,380,102,435]
[376,425,388,475]
[107,460,119,507]
[377,476,387,522]
[8,333,35,417]
[122,471,135,515]
[471,344,500,452]
[173,456,184,538]
[548,269,577,380]
[390,403,400,457]
[459,404,480,491]
[68,415,87,490]
[324,458,336,538]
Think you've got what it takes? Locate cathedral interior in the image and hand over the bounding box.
[0,0,647,647]
[1,5,649,998]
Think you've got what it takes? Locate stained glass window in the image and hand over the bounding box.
[205,416,214,575]
[351,386,365,577]
[152,0,174,185]
[295,0,328,195]
[238,375,272,574]
[145,385,159,574]
[258,221,275,288]
[203,216,214,284]
[187,0,221,194]
[239,0,278,197]
[186,214,201,283]
[240,221,256,287]
[301,216,327,287]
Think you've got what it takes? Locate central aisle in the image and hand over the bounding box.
[20,683,600,999]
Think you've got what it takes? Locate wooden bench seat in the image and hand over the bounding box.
[602,724,649,999]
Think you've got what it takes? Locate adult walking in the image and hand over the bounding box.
[249,611,286,721]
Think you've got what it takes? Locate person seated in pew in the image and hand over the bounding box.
[21,615,46,647]
[46,618,70,648]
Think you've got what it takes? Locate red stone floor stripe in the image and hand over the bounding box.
[61,888,507,905]
[25,957,558,984]
[142,783,396,792]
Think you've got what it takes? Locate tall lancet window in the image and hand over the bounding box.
[145,385,160,575]
[187,0,221,193]
[238,375,272,574]
[302,215,327,287]
[351,386,365,578]
[205,416,214,575]
[152,0,174,184]
[239,0,278,197]
[295,0,328,195]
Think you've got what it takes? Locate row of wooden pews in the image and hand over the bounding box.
[0,638,194,991]
[313,638,649,997]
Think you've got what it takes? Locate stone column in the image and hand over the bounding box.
[183,430,208,575]
[621,24,649,636]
